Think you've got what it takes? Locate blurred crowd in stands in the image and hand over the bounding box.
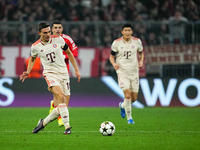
[0,0,200,46]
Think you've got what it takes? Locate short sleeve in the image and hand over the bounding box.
[137,39,143,52]
[31,45,38,57]
[63,35,78,57]
[111,40,118,53]
[59,36,66,47]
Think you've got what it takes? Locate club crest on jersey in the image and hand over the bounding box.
[40,49,44,52]
[131,45,135,49]
[53,44,57,48]
[51,80,55,84]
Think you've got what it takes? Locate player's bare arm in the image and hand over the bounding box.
[20,56,36,82]
[109,54,119,70]
[138,51,144,69]
[64,47,81,82]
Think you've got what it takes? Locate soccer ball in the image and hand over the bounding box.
[100,121,115,136]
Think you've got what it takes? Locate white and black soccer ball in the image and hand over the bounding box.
[100,121,115,136]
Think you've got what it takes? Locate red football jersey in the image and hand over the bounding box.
[61,34,78,71]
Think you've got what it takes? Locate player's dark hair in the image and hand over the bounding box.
[51,20,62,28]
[38,22,50,32]
[122,23,133,30]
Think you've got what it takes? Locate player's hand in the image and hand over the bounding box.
[114,64,120,70]
[47,87,52,92]
[138,61,143,69]
[19,71,29,82]
[75,69,81,83]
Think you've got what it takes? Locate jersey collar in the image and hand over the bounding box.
[122,37,132,44]
[40,37,52,45]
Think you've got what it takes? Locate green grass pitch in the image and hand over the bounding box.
[0,107,200,150]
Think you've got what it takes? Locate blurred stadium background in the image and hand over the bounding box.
[0,0,200,107]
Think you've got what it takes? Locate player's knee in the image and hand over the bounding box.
[131,98,137,103]
[124,89,131,99]
[131,95,138,103]
[124,93,131,99]
[125,95,131,99]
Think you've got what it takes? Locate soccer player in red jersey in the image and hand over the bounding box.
[49,21,79,126]
[52,21,78,72]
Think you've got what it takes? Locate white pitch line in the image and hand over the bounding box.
[0,130,200,133]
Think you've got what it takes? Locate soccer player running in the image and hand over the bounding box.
[20,22,81,134]
[49,21,78,127]
[109,23,144,124]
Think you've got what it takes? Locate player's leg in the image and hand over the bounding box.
[65,95,70,106]
[131,92,138,103]
[128,74,139,124]
[48,86,71,134]
[121,89,134,124]
[54,97,64,127]
[130,71,139,105]
[60,75,72,134]
[119,101,126,118]
[56,95,70,127]
[48,87,55,113]
[50,86,71,129]
[32,106,60,133]
[49,99,54,114]
[118,73,131,120]
[32,87,60,133]
[48,87,64,127]
[62,95,71,134]
[118,73,126,118]
[41,86,63,126]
